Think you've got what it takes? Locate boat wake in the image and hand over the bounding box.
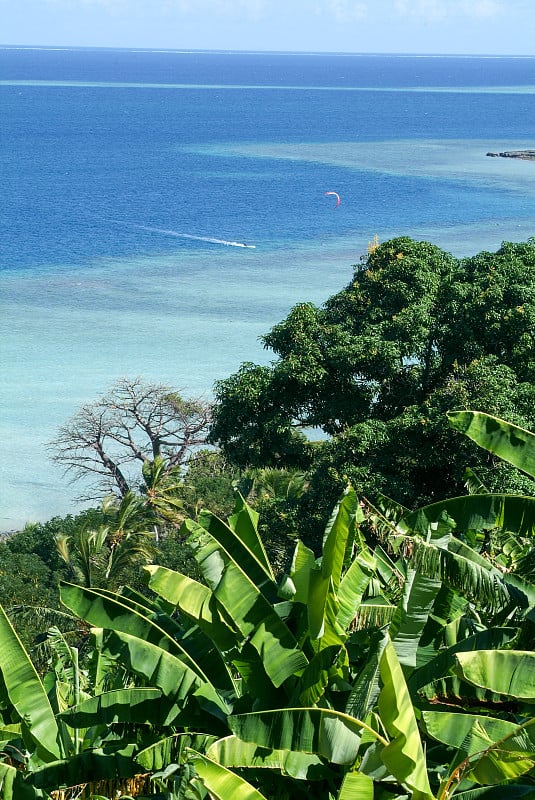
[136,225,256,248]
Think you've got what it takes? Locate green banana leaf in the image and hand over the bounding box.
[378,640,433,800]
[345,629,389,721]
[146,565,237,652]
[401,492,535,542]
[337,771,374,800]
[308,488,359,640]
[185,536,308,688]
[227,493,275,580]
[206,734,327,780]
[423,711,535,784]
[336,547,376,632]
[136,733,218,771]
[408,627,517,697]
[0,604,61,762]
[60,583,212,683]
[59,687,166,726]
[455,650,535,702]
[186,749,269,800]
[448,410,535,478]
[453,786,535,799]
[227,707,385,765]
[389,567,442,673]
[28,743,139,791]
[0,763,16,800]
[293,644,345,706]
[288,540,316,605]
[97,628,230,720]
[187,503,275,597]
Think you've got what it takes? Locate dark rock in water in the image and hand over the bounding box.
[486,150,535,160]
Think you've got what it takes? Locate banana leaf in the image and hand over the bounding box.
[187,542,308,688]
[227,493,275,580]
[401,493,535,541]
[378,640,433,800]
[59,687,167,726]
[423,711,535,784]
[28,743,139,791]
[453,786,535,799]
[455,650,535,702]
[408,627,517,697]
[187,504,275,597]
[206,734,327,780]
[448,411,535,479]
[136,733,217,771]
[146,565,237,652]
[227,707,385,765]
[0,604,60,762]
[186,749,269,800]
[97,628,230,720]
[289,540,316,605]
[60,583,211,683]
[337,771,374,800]
[336,547,377,632]
[308,488,359,640]
[389,567,442,672]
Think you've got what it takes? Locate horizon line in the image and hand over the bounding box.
[1,44,535,59]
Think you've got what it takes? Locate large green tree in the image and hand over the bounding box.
[210,237,535,530]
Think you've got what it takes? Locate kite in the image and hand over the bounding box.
[325,191,341,207]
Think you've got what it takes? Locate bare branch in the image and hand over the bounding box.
[48,377,212,499]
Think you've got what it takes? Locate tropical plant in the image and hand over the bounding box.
[210,237,535,535]
[3,411,535,798]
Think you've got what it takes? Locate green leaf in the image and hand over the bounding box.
[0,603,60,761]
[146,565,238,652]
[389,567,442,673]
[455,650,535,702]
[60,582,212,683]
[228,707,385,765]
[336,547,376,632]
[187,749,269,800]
[448,410,535,478]
[423,711,535,784]
[408,627,517,697]
[98,628,230,719]
[401,493,535,541]
[337,771,374,800]
[289,540,316,605]
[308,488,359,640]
[59,687,165,726]
[378,639,433,800]
[206,734,326,780]
[29,744,139,791]
[188,542,308,688]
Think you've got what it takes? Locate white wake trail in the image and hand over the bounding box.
[135,225,256,248]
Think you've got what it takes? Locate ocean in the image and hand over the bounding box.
[2,47,535,528]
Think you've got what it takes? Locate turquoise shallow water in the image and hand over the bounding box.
[2,49,535,528]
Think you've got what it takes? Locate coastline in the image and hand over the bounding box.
[487,149,535,160]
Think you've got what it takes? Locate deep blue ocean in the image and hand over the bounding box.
[2,47,535,527]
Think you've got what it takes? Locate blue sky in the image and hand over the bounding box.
[1,0,534,55]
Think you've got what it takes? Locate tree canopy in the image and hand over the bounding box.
[210,237,535,521]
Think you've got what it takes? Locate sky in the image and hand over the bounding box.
[0,0,534,55]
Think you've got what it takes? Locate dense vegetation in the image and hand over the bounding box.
[211,237,535,538]
[2,237,535,798]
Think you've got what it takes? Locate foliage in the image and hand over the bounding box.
[2,410,535,798]
[210,237,535,538]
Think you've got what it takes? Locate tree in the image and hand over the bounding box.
[49,377,212,499]
[210,237,535,532]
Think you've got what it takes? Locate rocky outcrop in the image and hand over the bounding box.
[486,150,535,160]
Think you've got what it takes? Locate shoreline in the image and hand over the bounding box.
[486,149,535,160]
